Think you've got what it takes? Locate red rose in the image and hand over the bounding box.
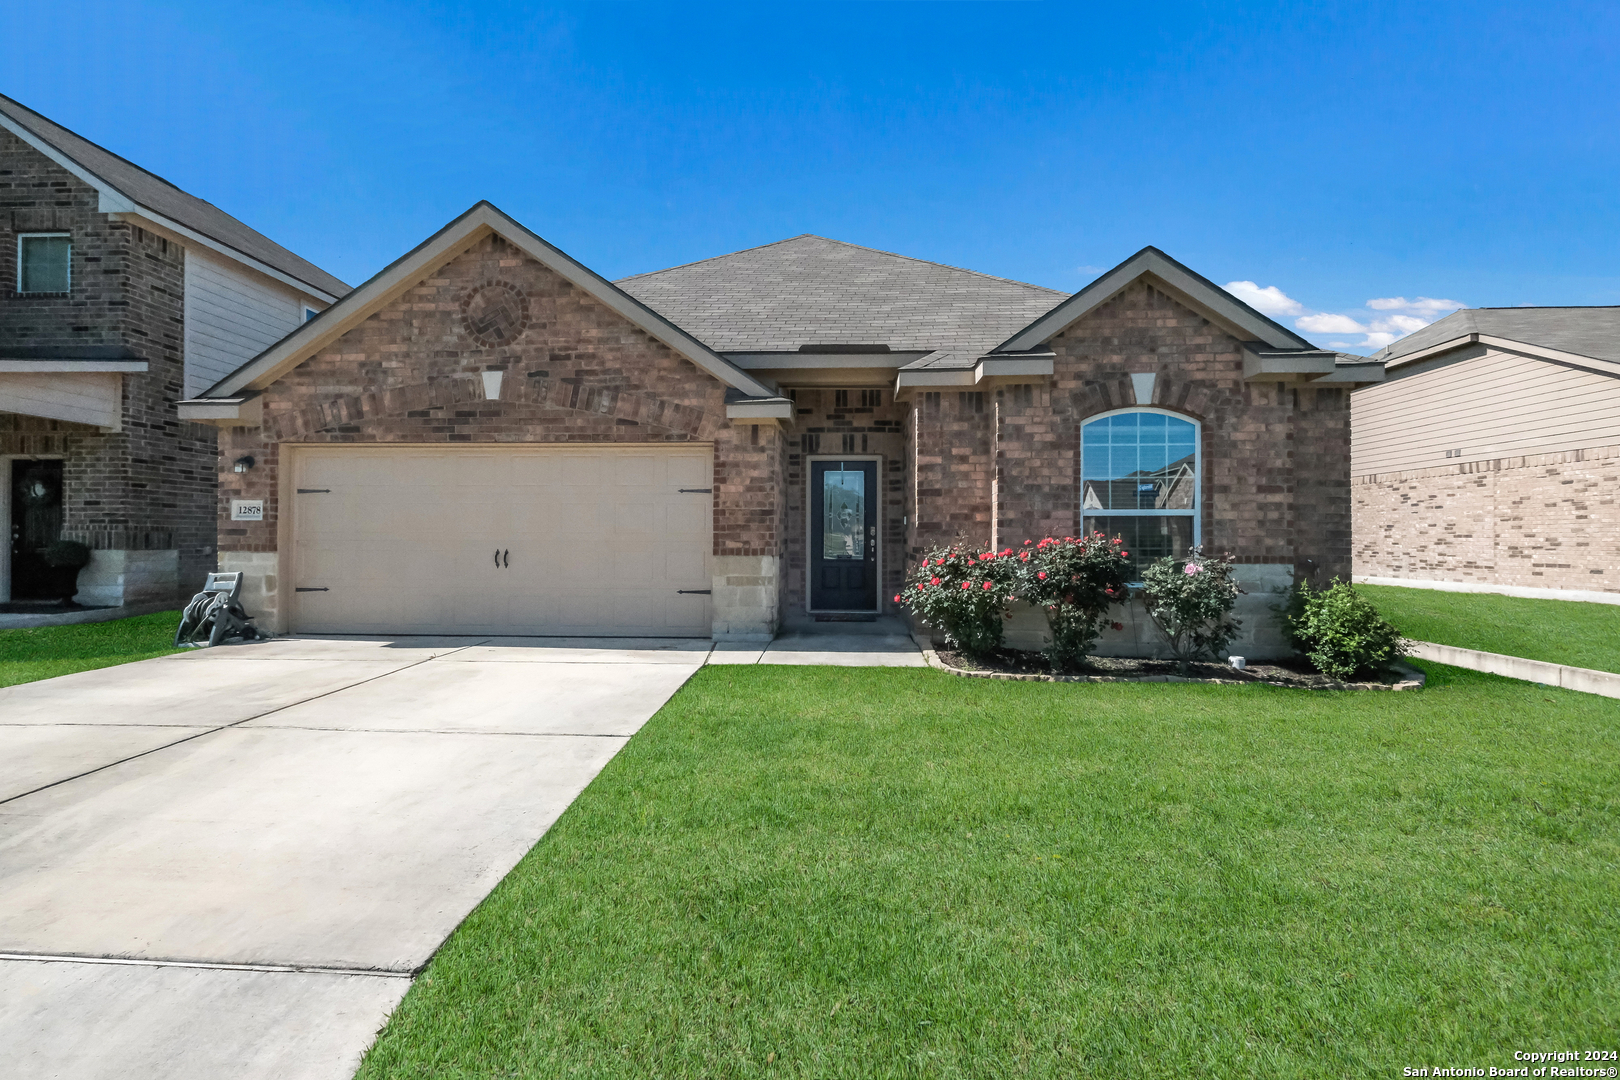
[1121,551,1128,557]
[961,582,971,590]
[930,576,941,585]
[1023,539,1032,546]
[1111,621,1124,631]
[1037,571,1046,580]
[894,594,903,602]
[916,583,925,591]
[982,581,993,590]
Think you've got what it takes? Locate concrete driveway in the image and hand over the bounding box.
[0,635,709,1079]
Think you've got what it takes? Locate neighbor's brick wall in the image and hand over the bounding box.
[219,233,780,563]
[915,280,1351,577]
[782,386,908,615]
[1353,442,1620,593]
[0,128,218,594]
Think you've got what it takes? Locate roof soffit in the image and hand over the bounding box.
[994,247,1315,353]
[200,202,775,400]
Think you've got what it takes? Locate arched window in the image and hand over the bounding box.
[1080,410,1199,577]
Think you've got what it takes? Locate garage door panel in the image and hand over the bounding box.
[291,447,712,637]
[667,454,710,488]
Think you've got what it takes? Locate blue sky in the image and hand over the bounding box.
[6,1,1617,354]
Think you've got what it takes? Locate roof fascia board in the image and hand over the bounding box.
[996,249,1312,353]
[0,112,338,303]
[1313,364,1385,385]
[896,368,978,388]
[976,356,1053,381]
[1241,347,1338,380]
[205,203,773,400]
[725,398,795,420]
[0,360,147,373]
[723,352,922,370]
[109,209,340,303]
[176,395,262,426]
[1385,332,1620,380]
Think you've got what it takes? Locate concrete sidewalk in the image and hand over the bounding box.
[709,615,927,667]
[0,635,708,1080]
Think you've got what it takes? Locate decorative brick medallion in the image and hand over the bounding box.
[459,281,530,347]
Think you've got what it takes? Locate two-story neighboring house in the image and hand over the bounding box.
[0,93,348,609]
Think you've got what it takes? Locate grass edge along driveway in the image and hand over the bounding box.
[0,610,183,688]
[1359,584,1620,674]
[359,663,1620,1080]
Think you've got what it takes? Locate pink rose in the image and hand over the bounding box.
[1185,563,1201,574]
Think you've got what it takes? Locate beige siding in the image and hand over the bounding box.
[183,250,314,397]
[1352,350,1620,476]
[0,371,122,428]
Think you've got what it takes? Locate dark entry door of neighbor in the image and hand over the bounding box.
[810,460,878,611]
[10,460,65,600]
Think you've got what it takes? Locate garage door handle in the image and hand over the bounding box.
[493,549,499,568]
[503,549,509,567]
[677,589,711,595]
[296,488,330,494]
[678,488,712,493]
[295,587,329,592]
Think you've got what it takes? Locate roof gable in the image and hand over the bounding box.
[194,201,776,400]
[993,246,1313,353]
[617,234,1067,356]
[0,93,348,301]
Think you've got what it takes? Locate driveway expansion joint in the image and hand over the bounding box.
[0,951,415,978]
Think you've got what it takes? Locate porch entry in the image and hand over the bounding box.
[810,459,877,611]
[9,459,65,601]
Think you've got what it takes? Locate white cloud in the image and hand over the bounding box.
[1295,313,1367,335]
[1224,277,1467,354]
[1224,280,1305,317]
[1367,296,1465,315]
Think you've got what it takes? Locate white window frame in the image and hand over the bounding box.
[17,232,71,294]
[1079,406,1202,551]
[302,305,320,323]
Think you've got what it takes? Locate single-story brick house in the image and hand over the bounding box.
[1353,306,1620,600]
[179,202,1384,653]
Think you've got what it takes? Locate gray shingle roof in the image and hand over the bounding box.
[1375,306,1620,365]
[0,93,349,299]
[616,235,1066,356]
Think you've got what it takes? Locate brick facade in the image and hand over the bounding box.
[1353,443,1620,594]
[911,281,1352,577]
[218,234,788,631]
[0,127,218,598]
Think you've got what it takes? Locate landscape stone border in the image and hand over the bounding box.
[920,648,1427,691]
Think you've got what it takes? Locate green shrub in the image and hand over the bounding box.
[1139,548,1242,673]
[1288,579,1408,680]
[41,539,92,570]
[1010,534,1131,672]
[894,544,1019,658]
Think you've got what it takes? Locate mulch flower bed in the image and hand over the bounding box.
[931,647,1423,691]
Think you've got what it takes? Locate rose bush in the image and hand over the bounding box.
[892,544,1019,658]
[1139,547,1242,674]
[1009,535,1132,671]
[894,534,1130,667]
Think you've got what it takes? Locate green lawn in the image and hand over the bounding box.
[360,664,1619,1079]
[0,610,184,687]
[1360,584,1620,674]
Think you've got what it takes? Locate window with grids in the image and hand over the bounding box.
[18,234,71,293]
[1081,410,1199,578]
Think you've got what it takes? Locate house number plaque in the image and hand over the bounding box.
[230,499,265,522]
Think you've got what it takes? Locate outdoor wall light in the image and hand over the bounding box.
[233,455,256,473]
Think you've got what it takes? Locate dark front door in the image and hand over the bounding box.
[810,460,877,611]
[10,460,65,600]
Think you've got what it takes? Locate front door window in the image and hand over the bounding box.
[811,460,877,610]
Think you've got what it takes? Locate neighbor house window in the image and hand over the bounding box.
[18,233,71,293]
[303,306,320,323]
[1081,409,1199,578]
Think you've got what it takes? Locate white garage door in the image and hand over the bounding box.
[289,445,713,636]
